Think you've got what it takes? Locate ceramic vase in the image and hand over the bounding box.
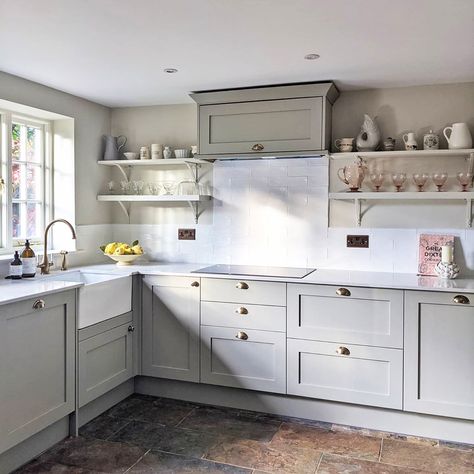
[356,114,380,151]
[435,261,460,279]
[103,135,127,160]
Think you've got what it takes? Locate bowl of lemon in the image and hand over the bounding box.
[100,240,144,265]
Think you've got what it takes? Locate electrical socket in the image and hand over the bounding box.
[347,234,369,248]
[178,228,196,240]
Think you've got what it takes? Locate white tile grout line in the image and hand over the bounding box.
[123,448,151,473]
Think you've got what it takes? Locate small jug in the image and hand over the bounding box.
[337,157,366,192]
[103,135,127,160]
[402,132,418,150]
[443,123,472,149]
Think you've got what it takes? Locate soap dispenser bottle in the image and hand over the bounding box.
[10,251,23,280]
[21,239,36,277]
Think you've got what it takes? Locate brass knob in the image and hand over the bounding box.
[128,325,135,332]
[236,331,248,340]
[191,281,200,287]
[33,299,45,309]
[236,282,249,290]
[236,307,248,315]
[336,346,350,356]
[336,288,351,297]
[251,143,264,151]
[453,295,470,304]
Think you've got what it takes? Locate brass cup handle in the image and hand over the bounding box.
[336,288,351,297]
[236,282,249,290]
[336,346,350,356]
[236,307,248,315]
[251,143,264,151]
[33,299,45,309]
[236,331,249,340]
[191,281,200,287]
[453,295,470,304]
[128,325,135,332]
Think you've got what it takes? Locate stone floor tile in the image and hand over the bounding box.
[270,422,382,461]
[439,439,474,452]
[79,413,130,440]
[128,450,251,473]
[381,438,474,473]
[110,419,218,457]
[317,453,435,473]
[38,436,146,473]
[14,460,95,473]
[177,406,280,442]
[205,438,321,474]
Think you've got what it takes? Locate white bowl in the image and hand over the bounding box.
[104,253,144,266]
[123,152,139,160]
[174,149,190,158]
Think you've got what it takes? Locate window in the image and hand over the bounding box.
[0,111,51,252]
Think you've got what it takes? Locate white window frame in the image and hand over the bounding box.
[0,109,53,254]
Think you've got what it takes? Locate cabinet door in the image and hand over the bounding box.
[288,284,403,348]
[0,291,76,455]
[201,326,286,393]
[142,276,200,382]
[287,338,403,409]
[199,97,323,155]
[405,291,474,420]
[79,322,134,407]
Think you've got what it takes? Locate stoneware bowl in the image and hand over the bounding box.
[174,149,190,158]
[123,152,139,160]
[104,253,144,266]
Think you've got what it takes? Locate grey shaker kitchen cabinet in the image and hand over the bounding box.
[201,326,286,393]
[404,291,474,420]
[78,313,134,407]
[142,275,200,383]
[0,291,76,455]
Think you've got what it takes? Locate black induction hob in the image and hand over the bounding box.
[192,264,315,279]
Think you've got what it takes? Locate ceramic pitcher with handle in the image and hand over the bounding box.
[337,157,366,191]
[443,123,472,149]
[103,135,127,160]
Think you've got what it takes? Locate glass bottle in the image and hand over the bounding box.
[21,239,36,277]
[10,251,23,280]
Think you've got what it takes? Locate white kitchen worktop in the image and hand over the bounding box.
[1,263,473,307]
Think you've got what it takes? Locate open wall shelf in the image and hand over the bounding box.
[330,149,474,160]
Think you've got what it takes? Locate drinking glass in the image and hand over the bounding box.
[161,181,176,195]
[432,172,448,192]
[369,172,384,192]
[120,180,131,195]
[131,180,144,195]
[391,173,407,192]
[148,183,161,195]
[456,172,473,192]
[412,173,429,192]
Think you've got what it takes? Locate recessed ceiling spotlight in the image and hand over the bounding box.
[163,68,178,73]
[304,53,320,60]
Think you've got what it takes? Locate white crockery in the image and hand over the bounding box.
[174,149,190,158]
[443,123,472,149]
[123,152,139,160]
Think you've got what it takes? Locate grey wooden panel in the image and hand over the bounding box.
[287,338,403,409]
[0,291,76,455]
[201,326,286,394]
[201,301,286,332]
[142,276,200,382]
[79,322,133,407]
[287,284,403,348]
[199,98,322,155]
[404,291,474,420]
[201,278,286,306]
[78,311,133,342]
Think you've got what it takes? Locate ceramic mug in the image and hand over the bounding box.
[335,138,354,152]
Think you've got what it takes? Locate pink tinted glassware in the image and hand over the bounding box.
[369,172,385,192]
[432,172,448,192]
[413,173,429,192]
[391,173,407,192]
[456,172,473,192]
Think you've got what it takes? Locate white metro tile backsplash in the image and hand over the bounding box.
[111,158,473,276]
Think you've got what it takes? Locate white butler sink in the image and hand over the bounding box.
[47,271,132,328]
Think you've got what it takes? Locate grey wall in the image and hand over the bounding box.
[0,71,112,225]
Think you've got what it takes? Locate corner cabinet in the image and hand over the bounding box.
[142,275,200,383]
[404,290,474,420]
[0,291,76,455]
[190,82,339,158]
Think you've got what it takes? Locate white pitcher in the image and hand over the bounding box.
[443,123,472,149]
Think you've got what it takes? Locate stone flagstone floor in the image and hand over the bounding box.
[15,394,474,473]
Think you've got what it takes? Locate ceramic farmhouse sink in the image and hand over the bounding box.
[47,271,132,328]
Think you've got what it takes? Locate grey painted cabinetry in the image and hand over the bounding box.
[191,83,339,157]
[287,284,404,409]
[404,291,474,420]
[142,275,200,383]
[78,312,134,407]
[0,291,76,455]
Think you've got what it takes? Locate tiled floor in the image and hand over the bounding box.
[16,394,474,473]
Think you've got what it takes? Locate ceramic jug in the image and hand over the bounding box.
[337,157,366,191]
[443,123,472,149]
[356,114,380,151]
[402,132,418,150]
[103,135,127,160]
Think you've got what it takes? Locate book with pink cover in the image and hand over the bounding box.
[418,234,454,276]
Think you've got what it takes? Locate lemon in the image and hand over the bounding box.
[131,245,143,255]
[114,247,125,255]
[104,242,118,254]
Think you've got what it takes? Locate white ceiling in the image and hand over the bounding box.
[1,0,473,107]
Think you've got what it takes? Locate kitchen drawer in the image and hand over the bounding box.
[201,301,286,332]
[288,284,403,348]
[287,338,403,409]
[201,278,286,306]
[201,326,286,393]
